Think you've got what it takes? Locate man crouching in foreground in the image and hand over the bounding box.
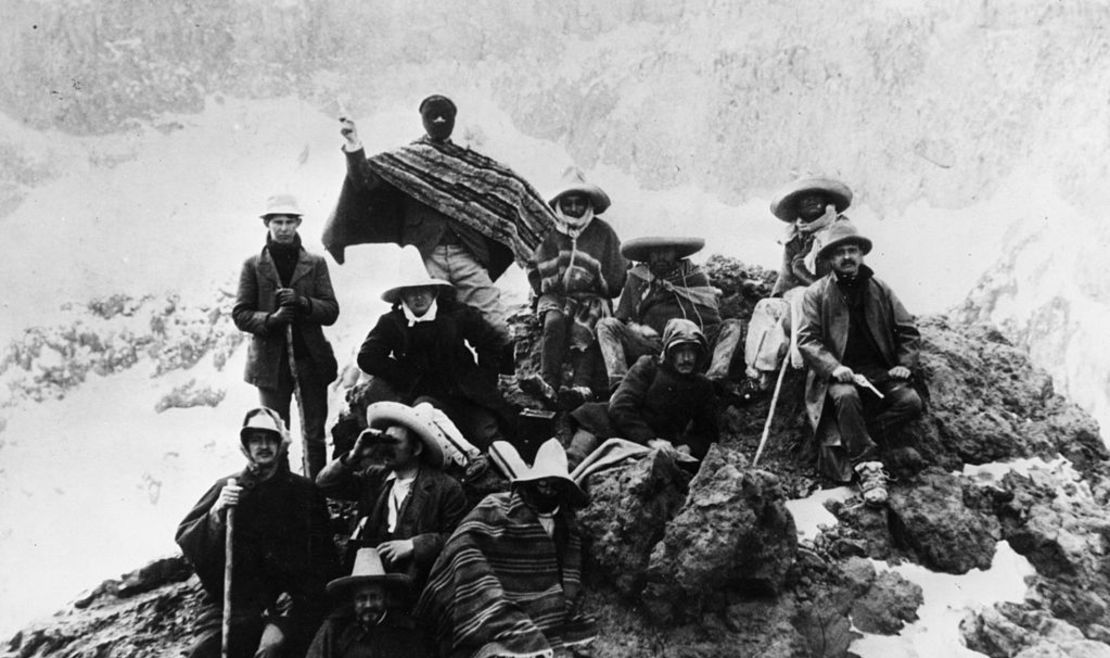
[307,547,436,657]
[416,438,595,657]
[176,407,338,657]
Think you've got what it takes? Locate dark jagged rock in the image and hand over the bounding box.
[850,569,923,634]
[886,468,1001,574]
[577,449,692,597]
[989,468,1110,635]
[641,444,798,625]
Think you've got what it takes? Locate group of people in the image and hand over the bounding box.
[177,94,924,657]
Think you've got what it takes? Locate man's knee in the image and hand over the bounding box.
[888,384,923,416]
[828,383,862,407]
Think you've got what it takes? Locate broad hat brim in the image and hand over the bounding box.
[366,402,445,468]
[326,572,412,597]
[514,471,589,509]
[380,279,454,305]
[621,237,705,262]
[770,178,853,222]
[259,206,304,219]
[817,235,872,261]
[549,184,611,215]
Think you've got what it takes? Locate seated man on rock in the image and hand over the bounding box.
[796,222,923,506]
[176,407,337,658]
[744,177,853,394]
[356,245,513,450]
[306,547,436,658]
[568,318,720,468]
[596,236,743,393]
[316,401,469,597]
[521,167,627,410]
[416,439,595,658]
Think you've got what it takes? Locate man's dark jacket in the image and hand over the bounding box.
[306,610,436,658]
[175,465,339,649]
[233,243,340,388]
[573,356,719,459]
[316,464,468,590]
[356,297,507,414]
[797,265,921,430]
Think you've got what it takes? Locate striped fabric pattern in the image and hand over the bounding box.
[368,140,557,265]
[416,492,596,658]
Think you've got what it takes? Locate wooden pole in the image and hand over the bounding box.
[221,478,237,658]
[752,355,789,467]
[285,324,311,477]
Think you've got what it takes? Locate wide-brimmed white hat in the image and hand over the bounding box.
[548,166,611,214]
[260,193,304,219]
[769,177,853,222]
[326,547,411,596]
[380,245,453,305]
[365,401,447,469]
[514,438,589,508]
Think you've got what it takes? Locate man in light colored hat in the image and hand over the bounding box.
[743,177,855,394]
[356,245,512,450]
[797,222,923,507]
[176,407,338,658]
[416,438,596,657]
[569,318,719,468]
[521,166,627,409]
[232,194,339,479]
[595,236,744,391]
[306,547,436,657]
[330,95,557,339]
[316,400,468,597]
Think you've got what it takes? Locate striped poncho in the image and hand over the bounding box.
[415,491,596,658]
[527,217,627,350]
[324,138,556,280]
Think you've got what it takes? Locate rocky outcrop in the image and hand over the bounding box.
[576,449,692,597]
[887,468,1001,574]
[961,601,1110,658]
[641,445,798,624]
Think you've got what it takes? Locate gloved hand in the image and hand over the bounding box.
[268,305,296,327]
[339,117,362,151]
[832,365,855,383]
[378,539,415,564]
[275,288,298,307]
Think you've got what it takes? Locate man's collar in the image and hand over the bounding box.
[402,299,438,326]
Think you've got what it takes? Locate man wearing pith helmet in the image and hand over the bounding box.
[796,222,923,507]
[306,547,436,657]
[232,194,340,479]
[176,407,338,658]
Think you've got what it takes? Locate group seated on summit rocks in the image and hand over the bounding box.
[174,93,931,657]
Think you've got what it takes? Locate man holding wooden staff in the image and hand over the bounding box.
[176,407,338,657]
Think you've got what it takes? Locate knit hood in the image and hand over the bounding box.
[660,318,708,364]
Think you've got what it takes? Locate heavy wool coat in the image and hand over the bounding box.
[316,464,468,590]
[232,244,340,388]
[796,266,921,431]
[356,298,507,415]
[175,465,338,644]
[306,611,436,658]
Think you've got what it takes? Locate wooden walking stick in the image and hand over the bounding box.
[285,324,311,477]
[221,478,237,658]
[752,356,789,467]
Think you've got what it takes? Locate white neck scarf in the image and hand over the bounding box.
[402,299,438,327]
[553,206,594,239]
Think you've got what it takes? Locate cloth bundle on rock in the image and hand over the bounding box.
[324,138,556,280]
